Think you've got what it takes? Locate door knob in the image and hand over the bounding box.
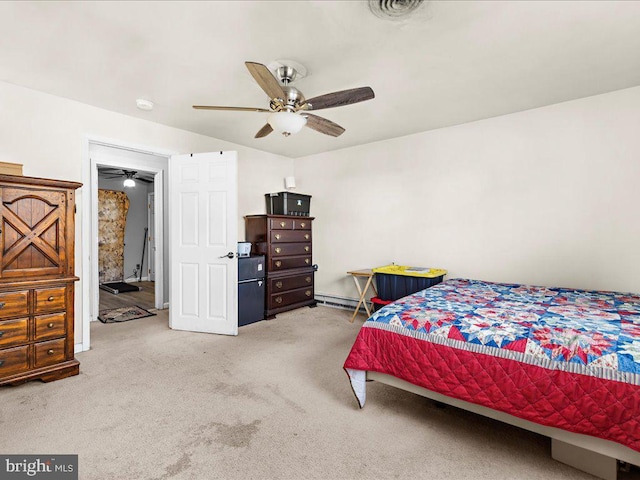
[218,252,235,259]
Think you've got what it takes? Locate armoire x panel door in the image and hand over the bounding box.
[0,186,71,279]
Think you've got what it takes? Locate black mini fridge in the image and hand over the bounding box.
[238,255,265,327]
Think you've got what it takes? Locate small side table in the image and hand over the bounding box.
[347,269,378,322]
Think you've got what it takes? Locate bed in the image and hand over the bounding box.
[344,278,640,480]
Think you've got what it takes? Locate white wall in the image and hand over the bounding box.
[295,86,640,300]
[0,80,293,348]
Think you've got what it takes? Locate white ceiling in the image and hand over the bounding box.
[1,1,640,159]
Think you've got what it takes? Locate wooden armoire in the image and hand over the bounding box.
[0,174,81,386]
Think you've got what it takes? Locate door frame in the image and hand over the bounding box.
[81,136,175,352]
[147,191,155,282]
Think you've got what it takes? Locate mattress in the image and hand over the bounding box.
[344,278,640,452]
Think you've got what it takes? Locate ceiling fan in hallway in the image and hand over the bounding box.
[99,168,153,188]
[193,61,375,138]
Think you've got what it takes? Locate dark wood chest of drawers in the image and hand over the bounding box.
[245,215,315,317]
[0,174,81,386]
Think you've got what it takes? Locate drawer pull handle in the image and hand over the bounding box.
[275,296,283,304]
[275,281,283,289]
[280,221,286,227]
[47,296,55,302]
[304,246,310,252]
[0,331,4,337]
[274,234,281,240]
[305,290,312,297]
[47,349,55,355]
[275,247,282,254]
[48,323,55,329]
[0,302,4,309]
[305,258,310,264]
[305,277,311,283]
[0,360,4,367]
[300,222,306,228]
[275,261,282,268]
[304,234,310,240]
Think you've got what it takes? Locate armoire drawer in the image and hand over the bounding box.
[34,338,66,368]
[270,286,314,309]
[0,318,29,348]
[271,255,312,270]
[271,242,312,257]
[271,230,311,243]
[0,345,29,377]
[34,286,67,314]
[270,273,313,292]
[34,313,66,341]
[0,291,29,319]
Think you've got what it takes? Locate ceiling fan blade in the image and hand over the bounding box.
[245,62,286,100]
[304,114,345,137]
[136,177,153,184]
[303,87,374,111]
[255,123,273,138]
[193,105,270,112]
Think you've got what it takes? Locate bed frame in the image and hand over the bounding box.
[367,371,640,480]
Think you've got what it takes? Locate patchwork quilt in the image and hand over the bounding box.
[344,278,640,452]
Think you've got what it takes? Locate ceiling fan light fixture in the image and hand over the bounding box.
[123,170,137,188]
[267,111,307,136]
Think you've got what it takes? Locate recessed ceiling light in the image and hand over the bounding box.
[136,99,154,111]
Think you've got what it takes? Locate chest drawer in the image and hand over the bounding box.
[271,255,312,271]
[269,218,294,230]
[270,286,314,309]
[35,313,66,341]
[271,230,311,243]
[293,219,311,230]
[0,345,29,377]
[0,291,29,319]
[34,286,67,314]
[271,242,312,257]
[270,273,313,292]
[34,338,66,368]
[0,318,29,348]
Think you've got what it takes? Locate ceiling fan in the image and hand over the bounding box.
[99,169,153,187]
[193,61,375,138]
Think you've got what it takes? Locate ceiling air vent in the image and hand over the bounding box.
[368,0,425,19]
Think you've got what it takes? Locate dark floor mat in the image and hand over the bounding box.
[98,305,155,323]
[99,282,141,294]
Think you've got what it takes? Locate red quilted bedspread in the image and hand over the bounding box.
[344,279,640,453]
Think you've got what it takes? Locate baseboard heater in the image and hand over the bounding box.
[314,293,369,314]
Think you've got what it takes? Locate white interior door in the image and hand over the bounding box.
[147,192,155,282]
[168,151,238,335]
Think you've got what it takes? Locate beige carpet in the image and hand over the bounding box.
[0,306,638,480]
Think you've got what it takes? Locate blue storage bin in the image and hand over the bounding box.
[373,265,447,301]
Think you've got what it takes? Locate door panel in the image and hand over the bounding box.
[207,264,226,318]
[179,263,199,317]
[169,152,238,335]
